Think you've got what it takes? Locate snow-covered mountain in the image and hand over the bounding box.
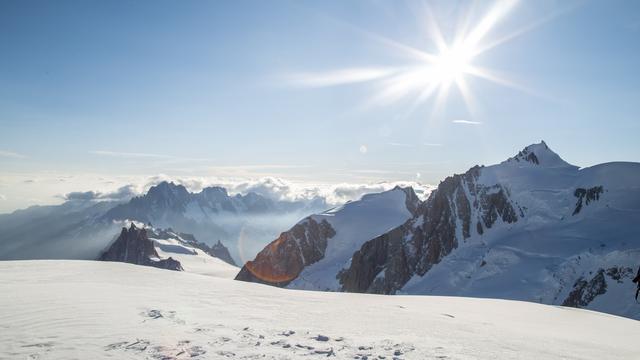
[99,223,239,277]
[238,141,640,319]
[2,260,638,359]
[0,181,327,264]
[99,223,184,271]
[235,186,421,289]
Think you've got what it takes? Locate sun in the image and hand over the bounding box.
[433,43,474,85]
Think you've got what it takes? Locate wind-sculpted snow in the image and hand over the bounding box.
[1,261,639,359]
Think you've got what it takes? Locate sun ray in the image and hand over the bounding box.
[472,3,577,57]
[465,65,546,99]
[431,80,453,119]
[454,76,479,119]
[285,0,564,116]
[463,0,519,49]
[422,2,449,53]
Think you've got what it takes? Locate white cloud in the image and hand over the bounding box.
[137,176,435,206]
[452,120,483,125]
[0,194,6,201]
[0,150,27,159]
[423,142,443,147]
[0,171,438,214]
[388,142,415,148]
[359,145,368,154]
[214,177,435,205]
[284,67,398,88]
[63,185,139,202]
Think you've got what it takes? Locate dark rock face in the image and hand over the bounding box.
[99,224,183,271]
[606,266,634,283]
[507,141,548,165]
[338,226,411,294]
[339,165,520,294]
[562,269,607,307]
[561,266,634,307]
[398,186,422,217]
[572,186,604,215]
[235,218,336,287]
[208,240,237,266]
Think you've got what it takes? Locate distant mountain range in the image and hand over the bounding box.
[237,141,640,320]
[0,181,327,264]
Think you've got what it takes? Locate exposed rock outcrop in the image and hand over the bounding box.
[339,164,520,294]
[562,266,635,307]
[338,226,411,294]
[572,186,604,215]
[235,218,336,287]
[99,224,183,271]
[562,269,608,307]
[208,240,237,266]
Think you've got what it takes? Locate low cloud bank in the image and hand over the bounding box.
[63,176,435,208]
[141,176,435,206]
[64,185,138,202]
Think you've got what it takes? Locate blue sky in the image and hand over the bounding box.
[1,0,639,212]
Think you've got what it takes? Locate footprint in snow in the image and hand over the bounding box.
[21,341,55,360]
[314,348,335,356]
[142,309,186,325]
[21,342,55,349]
[104,339,150,352]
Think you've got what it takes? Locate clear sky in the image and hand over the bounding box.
[1,0,639,212]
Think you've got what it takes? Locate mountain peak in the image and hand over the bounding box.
[147,181,190,199]
[200,186,230,199]
[503,141,575,168]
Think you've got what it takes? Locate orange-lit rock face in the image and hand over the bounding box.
[235,217,336,287]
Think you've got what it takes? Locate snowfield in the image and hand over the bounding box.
[1,261,639,359]
[151,236,239,279]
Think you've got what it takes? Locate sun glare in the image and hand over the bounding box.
[288,0,539,117]
[433,44,474,85]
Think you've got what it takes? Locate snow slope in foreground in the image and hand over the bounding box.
[1,261,639,359]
